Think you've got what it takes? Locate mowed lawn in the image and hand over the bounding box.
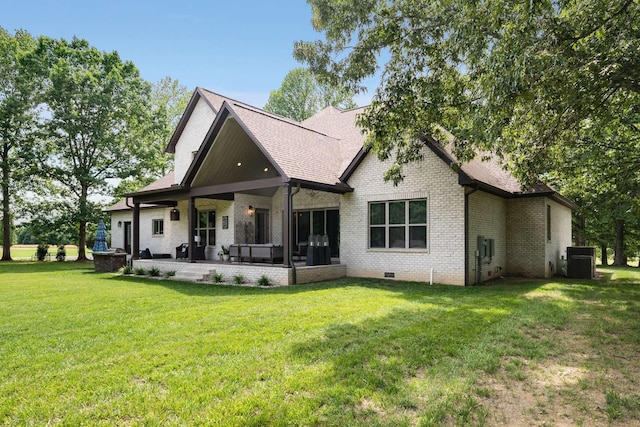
[1,245,90,260]
[1,263,639,426]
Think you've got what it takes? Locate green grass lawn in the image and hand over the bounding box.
[1,263,639,426]
[0,245,90,260]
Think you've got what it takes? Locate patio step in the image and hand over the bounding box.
[171,269,217,283]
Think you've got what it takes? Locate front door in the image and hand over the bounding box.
[124,221,132,254]
[255,209,269,244]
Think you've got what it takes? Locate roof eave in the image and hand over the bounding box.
[289,178,354,194]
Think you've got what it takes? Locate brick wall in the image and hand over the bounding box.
[506,197,546,277]
[133,260,346,286]
[506,197,573,278]
[109,212,129,250]
[173,97,216,184]
[467,190,507,284]
[341,149,466,285]
[545,198,573,276]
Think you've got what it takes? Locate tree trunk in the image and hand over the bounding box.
[600,243,608,266]
[76,185,89,262]
[1,143,12,261]
[613,219,627,266]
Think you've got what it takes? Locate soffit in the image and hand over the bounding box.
[191,117,280,188]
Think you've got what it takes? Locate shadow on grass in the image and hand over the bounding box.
[285,282,564,424]
[106,272,551,304]
[0,260,92,274]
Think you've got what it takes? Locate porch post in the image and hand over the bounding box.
[132,202,140,260]
[283,183,291,268]
[189,197,196,263]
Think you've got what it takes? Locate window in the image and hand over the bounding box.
[195,210,216,246]
[152,219,164,236]
[369,199,427,249]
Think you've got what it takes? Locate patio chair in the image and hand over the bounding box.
[292,242,308,261]
[175,243,188,259]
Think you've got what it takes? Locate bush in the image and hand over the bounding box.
[36,244,49,261]
[149,267,161,277]
[164,270,176,278]
[55,245,66,262]
[233,274,245,285]
[134,267,146,276]
[121,265,133,275]
[257,275,272,287]
[213,273,224,283]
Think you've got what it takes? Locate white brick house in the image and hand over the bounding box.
[106,87,575,285]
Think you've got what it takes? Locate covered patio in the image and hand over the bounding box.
[126,100,353,284]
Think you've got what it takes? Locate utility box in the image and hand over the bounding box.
[477,236,495,258]
[567,246,596,279]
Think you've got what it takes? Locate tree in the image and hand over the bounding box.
[152,76,190,128]
[0,27,40,261]
[294,0,640,185]
[264,67,356,121]
[113,76,190,198]
[35,36,153,261]
[551,145,640,266]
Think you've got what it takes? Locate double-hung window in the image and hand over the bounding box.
[369,199,427,249]
[152,219,164,236]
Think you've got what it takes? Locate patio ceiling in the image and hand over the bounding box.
[191,116,281,191]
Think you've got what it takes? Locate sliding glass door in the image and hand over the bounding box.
[292,209,339,257]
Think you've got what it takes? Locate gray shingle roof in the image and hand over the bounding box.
[107,86,571,211]
[226,102,345,186]
[104,172,176,211]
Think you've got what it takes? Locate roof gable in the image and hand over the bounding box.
[189,106,283,188]
[165,88,245,154]
[183,101,351,190]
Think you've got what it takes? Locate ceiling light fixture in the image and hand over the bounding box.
[237,162,242,167]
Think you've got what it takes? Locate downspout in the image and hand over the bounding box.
[464,186,478,286]
[289,183,301,284]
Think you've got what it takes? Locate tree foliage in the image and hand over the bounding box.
[34,36,153,261]
[294,0,640,185]
[0,27,41,261]
[113,76,190,198]
[547,109,640,265]
[264,67,356,121]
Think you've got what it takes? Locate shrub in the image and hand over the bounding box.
[121,265,134,275]
[213,273,224,283]
[233,274,245,285]
[55,245,66,262]
[36,244,49,261]
[149,267,161,277]
[257,275,272,287]
[134,267,146,276]
[164,270,176,278]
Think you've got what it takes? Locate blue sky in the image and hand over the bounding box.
[1,0,374,107]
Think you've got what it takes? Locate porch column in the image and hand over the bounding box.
[189,197,197,263]
[132,202,140,260]
[283,183,291,268]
